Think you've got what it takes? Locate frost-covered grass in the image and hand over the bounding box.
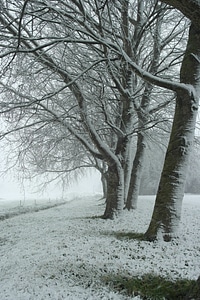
[0,194,199,299]
[0,198,68,221]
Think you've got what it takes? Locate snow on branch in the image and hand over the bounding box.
[120,49,193,93]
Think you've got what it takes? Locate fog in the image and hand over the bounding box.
[0,169,102,202]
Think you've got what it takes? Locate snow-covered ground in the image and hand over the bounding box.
[0,194,199,300]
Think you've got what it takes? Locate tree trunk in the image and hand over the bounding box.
[145,24,200,241]
[125,132,147,210]
[123,136,134,202]
[124,4,163,210]
[103,163,124,219]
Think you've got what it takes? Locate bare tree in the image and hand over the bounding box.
[144,1,200,240]
[0,0,176,218]
[0,0,197,232]
[124,2,184,209]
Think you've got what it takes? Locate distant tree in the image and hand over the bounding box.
[139,130,169,195]
[184,142,200,194]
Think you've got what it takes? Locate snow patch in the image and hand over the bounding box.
[0,194,199,299]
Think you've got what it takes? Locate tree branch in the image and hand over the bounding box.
[159,0,200,28]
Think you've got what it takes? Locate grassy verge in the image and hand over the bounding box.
[103,273,199,299]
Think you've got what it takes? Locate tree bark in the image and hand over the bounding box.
[103,163,124,219]
[125,132,147,210]
[145,23,200,241]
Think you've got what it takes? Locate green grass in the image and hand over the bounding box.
[103,273,199,299]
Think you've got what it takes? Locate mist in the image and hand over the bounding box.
[0,169,102,202]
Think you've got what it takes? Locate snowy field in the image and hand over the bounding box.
[0,194,199,300]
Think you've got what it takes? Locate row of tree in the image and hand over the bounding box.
[0,0,200,241]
